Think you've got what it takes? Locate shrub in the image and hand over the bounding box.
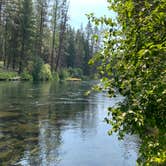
[39,64,52,81]
[31,56,43,81]
[20,70,32,81]
[0,71,18,80]
[26,61,34,74]
[68,68,83,78]
[59,69,69,80]
[52,72,60,81]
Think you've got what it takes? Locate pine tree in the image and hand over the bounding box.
[55,0,69,71]
[66,27,76,68]
[35,0,48,58]
[50,0,59,71]
[19,0,34,73]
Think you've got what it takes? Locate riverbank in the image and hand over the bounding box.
[0,70,21,81]
[0,66,86,82]
[0,70,83,82]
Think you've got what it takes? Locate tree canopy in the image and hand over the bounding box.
[0,0,101,80]
[89,0,166,165]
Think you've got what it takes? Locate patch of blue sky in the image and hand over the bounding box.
[68,0,116,29]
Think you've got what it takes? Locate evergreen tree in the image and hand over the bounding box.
[66,27,76,68]
[0,0,100,78]
[35,0,48,58]
[19,0,34,73]
[50,0,59,71]
[3,0,21,69]
[75,29,85,69]
[55,0,69,71]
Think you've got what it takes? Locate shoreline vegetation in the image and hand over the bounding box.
[88,0,166,165]
[0,61,87,82]
[0,0,101,84]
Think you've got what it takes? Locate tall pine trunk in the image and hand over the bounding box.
[51,0,58,71]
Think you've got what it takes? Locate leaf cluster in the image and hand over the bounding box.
[90,0,166,164]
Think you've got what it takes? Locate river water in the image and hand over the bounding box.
[0,81,139,166]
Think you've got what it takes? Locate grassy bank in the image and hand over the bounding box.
[0,62,20,81]
[0,71,20,81]
[0,61,86,82]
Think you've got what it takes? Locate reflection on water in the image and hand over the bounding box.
[0,81,139,166]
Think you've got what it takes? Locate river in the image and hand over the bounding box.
[0,81,139,165]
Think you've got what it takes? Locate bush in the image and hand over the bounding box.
[68,68,83,78]
[39,64,52,81]
[52,72,60,81]
[31,56,43,81]
[20,70,32,81]
[26,61,34,74]
[59,69,69,80]
[0,71,18,80]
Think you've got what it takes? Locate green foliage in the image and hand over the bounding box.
[1,0,99,80]
[20,70,32,81]
[90,0,166,164]
[58,69,70,80]
[39,64,52,81]
[52,72,60,81]
[31,59,53,81]
[0,71,18,80]
[31,56,44,81]
[68,67,83,78]
[26,61,34,74]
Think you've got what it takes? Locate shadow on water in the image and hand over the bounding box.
[0,81,139,166]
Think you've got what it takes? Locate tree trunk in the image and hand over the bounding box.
[51,0,58,71]
[55,0,68,71]
[4,16,7,68]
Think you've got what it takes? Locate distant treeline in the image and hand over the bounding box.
[0,0,102,79]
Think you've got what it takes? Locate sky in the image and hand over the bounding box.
[68,0,115,29]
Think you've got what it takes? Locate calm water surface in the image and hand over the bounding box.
[0,81,139,166]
